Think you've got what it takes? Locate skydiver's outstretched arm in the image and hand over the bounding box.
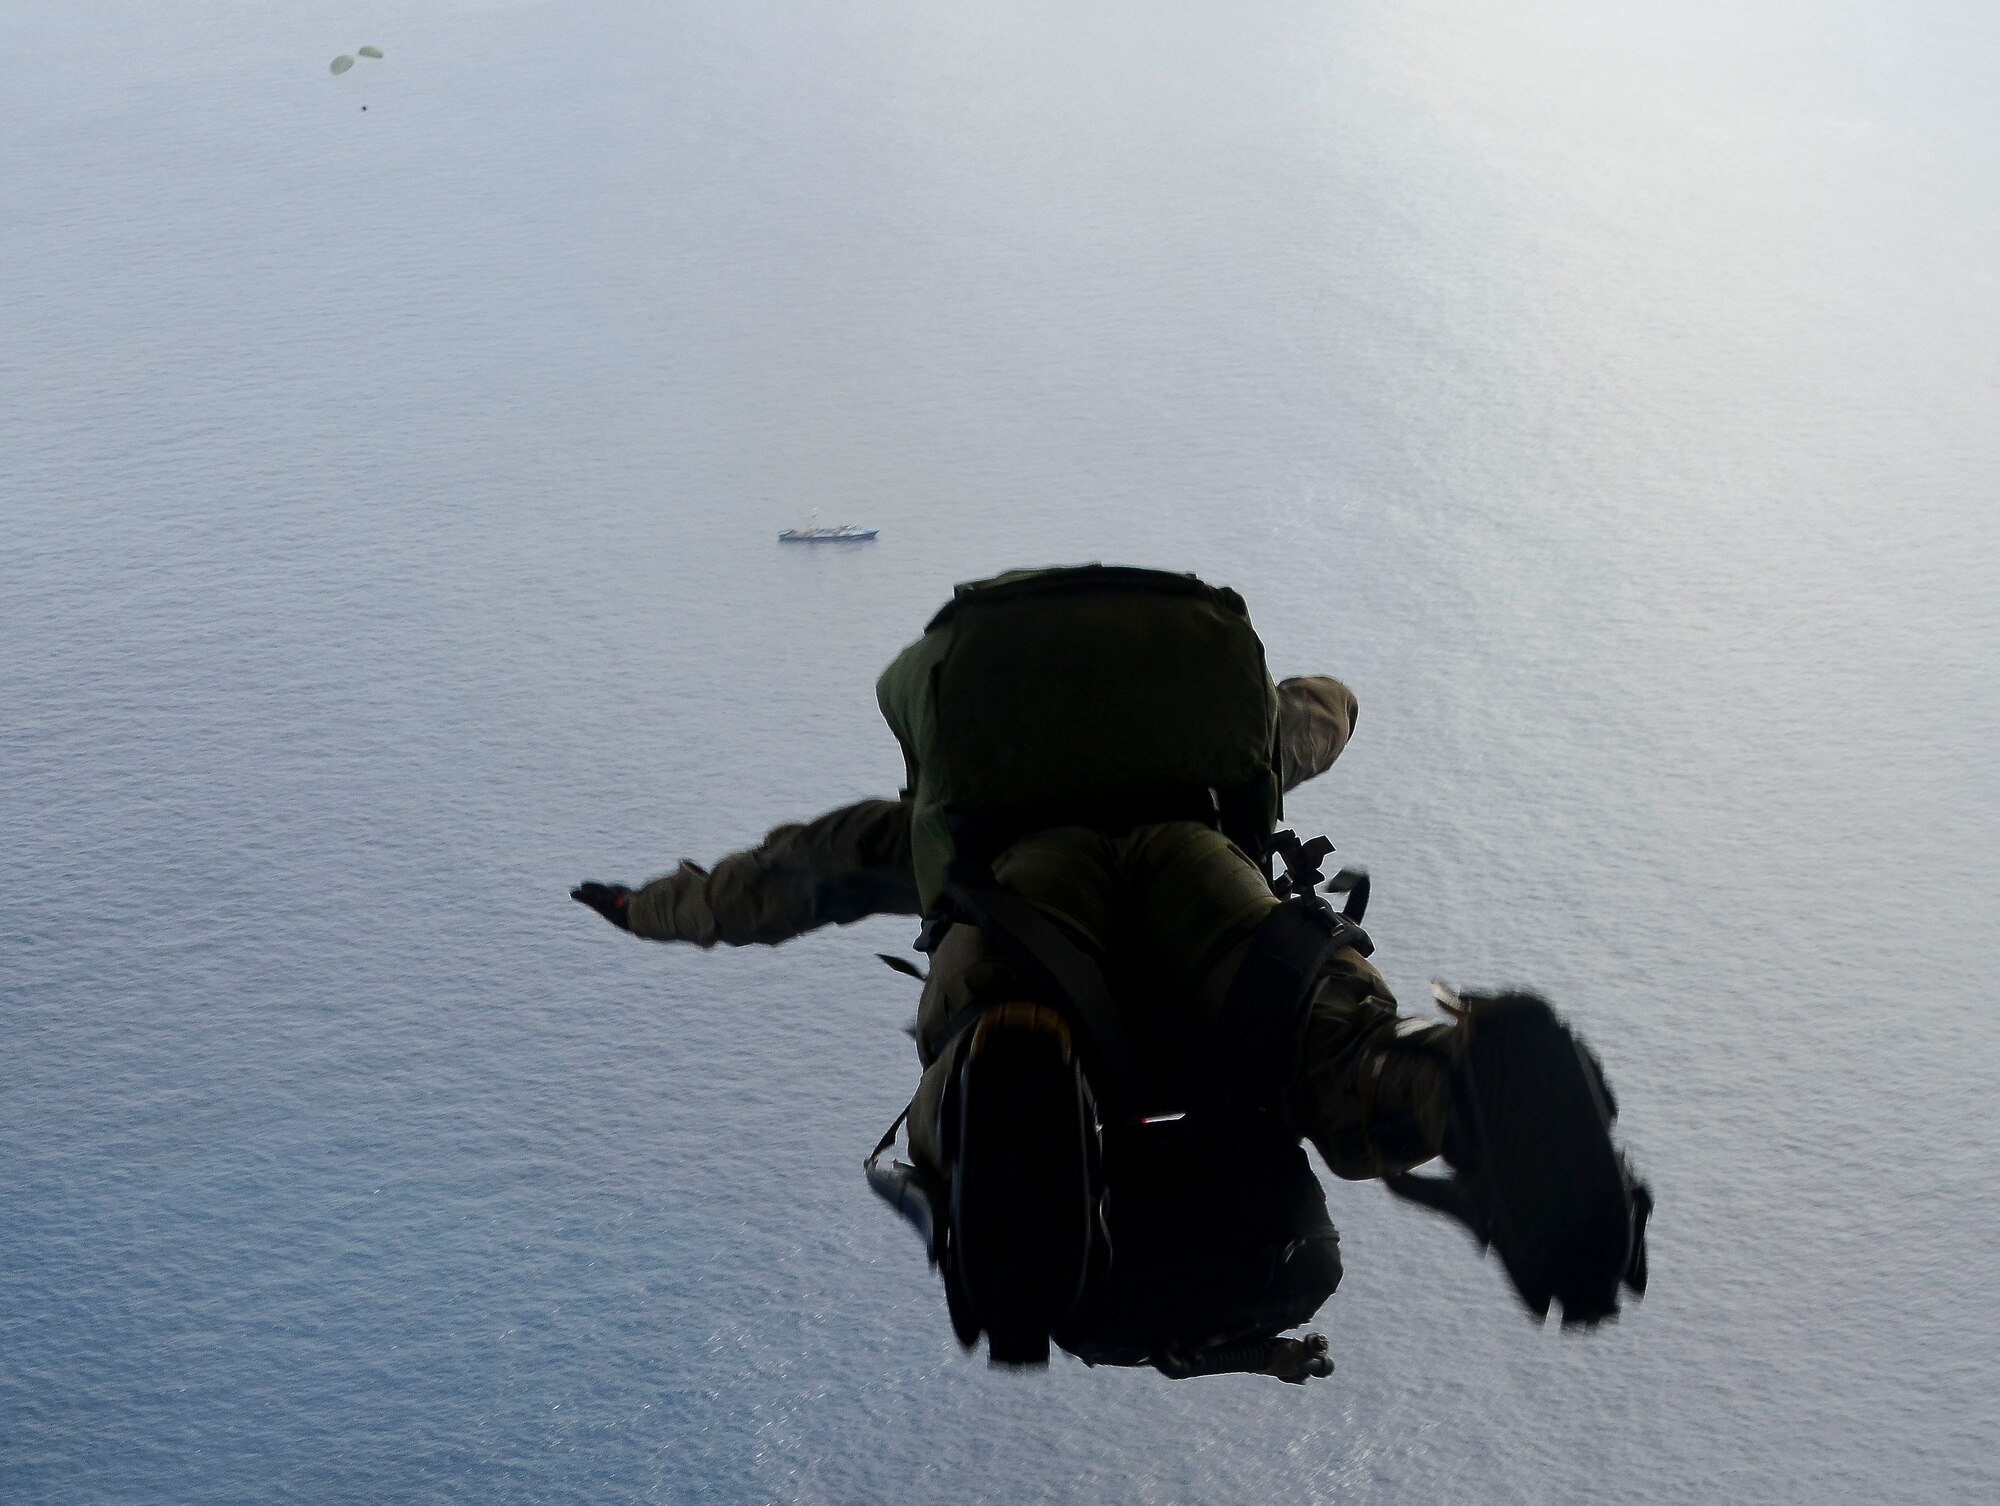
[603,797,921,947]
[572,678,1359,945]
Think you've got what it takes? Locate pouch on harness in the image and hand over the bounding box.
[865,565,1366,1382]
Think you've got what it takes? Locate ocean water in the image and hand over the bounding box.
[3,2,1996,1501]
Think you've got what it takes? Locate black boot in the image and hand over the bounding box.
[1386,988,1652,1327]
[946,1003,1098,1365]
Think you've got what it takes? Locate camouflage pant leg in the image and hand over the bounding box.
[1114,821,1286,1017]
[1113,822,1408,1174]
[905,827,1123,1181]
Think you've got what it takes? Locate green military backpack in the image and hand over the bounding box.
[875,564,1285,913]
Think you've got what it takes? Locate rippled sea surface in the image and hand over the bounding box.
[5,2,1997,1501]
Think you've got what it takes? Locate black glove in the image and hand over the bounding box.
[571,881,634,931]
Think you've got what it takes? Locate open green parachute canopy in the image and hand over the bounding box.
[358,47,383,59]
[329,54,354,75]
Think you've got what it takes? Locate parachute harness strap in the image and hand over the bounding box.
[926,865,1148,1119]
[866,1105,911,1168]
[864,1104,952,1266]
[1263,828,1370,925]
[1266,830,1335,901]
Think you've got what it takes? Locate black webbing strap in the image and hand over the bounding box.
[863,1104,949,1262]
[928,875,1147,1120]
[1216,898,1372,1101]
[866,1105,911,1166]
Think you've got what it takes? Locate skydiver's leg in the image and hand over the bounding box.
[1116,823,1649,1321]
[1281,970,1451,1181]
[903,827,1122,1183]
[1118,821,1449,1180]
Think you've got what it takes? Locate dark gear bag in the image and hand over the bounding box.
[876,565,1284,913]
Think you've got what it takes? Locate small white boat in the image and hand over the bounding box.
[778,523,878,542]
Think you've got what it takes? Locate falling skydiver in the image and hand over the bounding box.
[573,565,1650,1382]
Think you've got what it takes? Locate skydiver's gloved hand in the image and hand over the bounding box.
[571,882,634,931]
